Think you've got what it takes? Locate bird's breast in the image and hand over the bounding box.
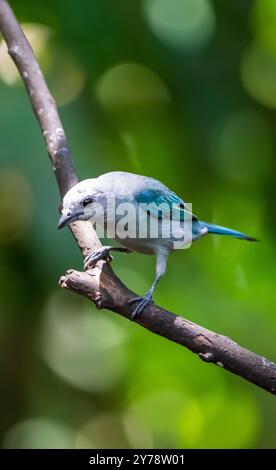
[91,202,190,253]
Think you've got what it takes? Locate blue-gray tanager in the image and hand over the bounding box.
[58,171,256,317]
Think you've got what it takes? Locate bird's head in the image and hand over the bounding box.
[58,179,99,229]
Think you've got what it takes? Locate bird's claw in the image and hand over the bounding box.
[84,247,113,270]
[128,294,153,319]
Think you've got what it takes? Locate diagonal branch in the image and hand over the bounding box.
[0,0,275,395]
[0,0,99,257]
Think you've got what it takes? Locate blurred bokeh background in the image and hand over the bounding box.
[0,0,275,449]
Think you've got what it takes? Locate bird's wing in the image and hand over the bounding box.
[135,189,197,221]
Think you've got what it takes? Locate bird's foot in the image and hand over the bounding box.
[84,246,113,270]
[128,292,153,319]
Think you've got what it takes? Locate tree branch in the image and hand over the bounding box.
[0,0,275,395]
[0,0,99,257]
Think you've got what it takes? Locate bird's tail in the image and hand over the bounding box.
[203,222,258,241]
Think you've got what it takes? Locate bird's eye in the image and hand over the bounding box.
[82,196,93,207]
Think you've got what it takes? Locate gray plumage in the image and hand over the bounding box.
[58,171,256,317]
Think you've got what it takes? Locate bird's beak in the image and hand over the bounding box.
[58,210,84,229]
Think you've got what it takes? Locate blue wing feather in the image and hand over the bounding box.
[135,189,196,221]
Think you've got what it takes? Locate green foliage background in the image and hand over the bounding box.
[0,0,275,448]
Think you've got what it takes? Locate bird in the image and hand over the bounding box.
[58,171,257,318]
